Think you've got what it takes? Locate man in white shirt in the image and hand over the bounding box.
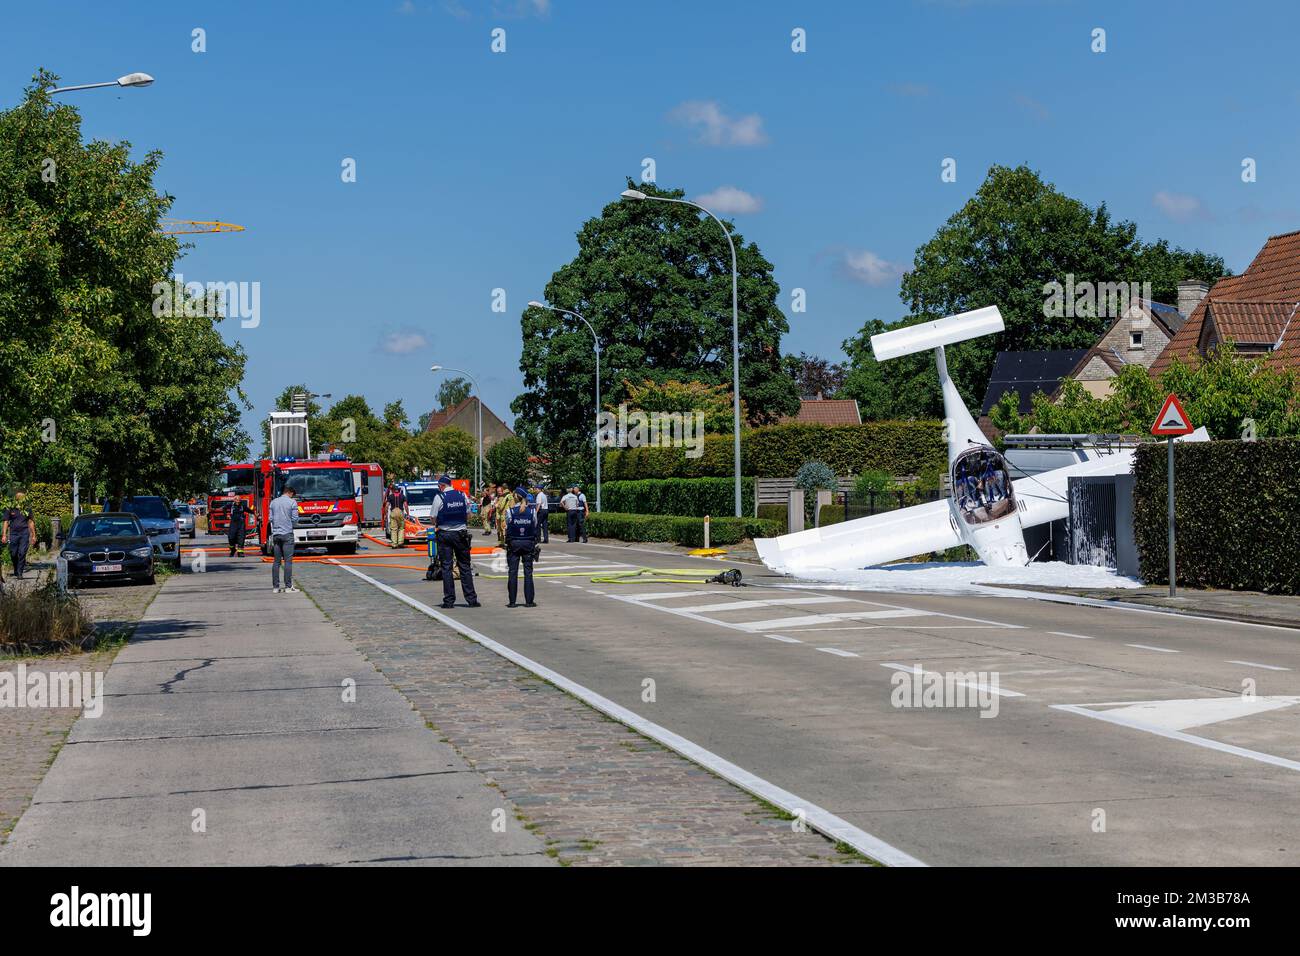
[533,485,549,543]
[560,484,589,543]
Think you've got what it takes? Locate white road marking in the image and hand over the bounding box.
[1050,631,1094,640]
[667,596,846,613]
[1080,695,1300,731]
[817,647,859,658]
[764,634,803,644]
[736,609,935,631]
[330,561,926,867]
[625,590,722,601]
[880,663,1025,698]
[1125,643,1179,653]
[1225,660,1291,672]
[1054,701,1300,773]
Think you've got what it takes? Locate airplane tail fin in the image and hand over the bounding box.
[870,306,1004,361]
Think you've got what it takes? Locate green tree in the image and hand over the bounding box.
[512,179,800,460]
[391,427,475,480]
[781,352,846,399]
[485,436,530,488]
[382,400,409,430]
[436,377,472,410]
[616,378,741,433]
[844,164,1228,418]
[0,71,249,500]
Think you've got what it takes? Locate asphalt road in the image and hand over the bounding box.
[313,533,1300,866]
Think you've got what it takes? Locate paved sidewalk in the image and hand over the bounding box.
[0,561,550,866]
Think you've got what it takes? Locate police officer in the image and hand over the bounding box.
[431,475,480,609]
[504,486,539,608]
[226,499,252,557]
[2,490,33,580]
[533,484,549,544]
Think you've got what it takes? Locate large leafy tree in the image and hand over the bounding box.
[436,377,472,410]
[842,165,1228,417]
[0,71,248,499]
[512,180,800,461]
[390,427,475,481]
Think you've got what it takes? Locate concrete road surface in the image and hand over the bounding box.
[330,536,1300,866]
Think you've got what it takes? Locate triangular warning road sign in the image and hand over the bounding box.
[1151,393,1193,436]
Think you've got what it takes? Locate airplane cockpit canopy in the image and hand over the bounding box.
[952,446,1016,526]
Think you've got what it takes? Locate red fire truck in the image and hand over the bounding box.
[252,454,362,555]
[208,463,258,536]
[352,462,385,527]
[253,412,362,555]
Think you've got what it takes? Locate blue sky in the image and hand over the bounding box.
[5,0,1299,443]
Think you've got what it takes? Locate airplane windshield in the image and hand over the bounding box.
[953,449,1015,526]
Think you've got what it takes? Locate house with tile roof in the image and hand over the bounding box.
[1066,297,1190,397]
[780,394,861,425]
[422,395,515,450]
[1151,230,1300,375]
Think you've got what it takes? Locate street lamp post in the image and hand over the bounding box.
[430,365,483,489]
[529,301,601,512]
[620,189,743,517]
[50,73,154,95]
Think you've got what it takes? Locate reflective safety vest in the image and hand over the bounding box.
[437,489,468,526]
[506,505,536,543]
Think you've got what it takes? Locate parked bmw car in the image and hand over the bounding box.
[59,512,155,587]
[117,496,182,566]
[173,502,197,538]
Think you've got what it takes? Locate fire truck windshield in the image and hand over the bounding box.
[278,468,354,501]
[215,468,255,495]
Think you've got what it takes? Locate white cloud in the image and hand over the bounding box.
[668,100,768,147]
[379,329,429,355]
[840,249,904,287]
[1153,190,1210,223]
[693,185,764,214]
[1014,93,1051,122]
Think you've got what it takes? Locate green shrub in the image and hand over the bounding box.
[599,477,755,517]
[602,421,945,479]
[548,510,781,546]
[854,469,893,497]
[1133,438,1299,593]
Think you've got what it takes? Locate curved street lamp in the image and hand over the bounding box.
[529,300,601,512]
[620,188,743,517]
[51,72,155,94]
[430,365,483,489]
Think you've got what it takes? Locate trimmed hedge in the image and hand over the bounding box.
[599,478,755,517]
[601,421,945,480]
[548,511,781,547]
[1134,438,1299,594]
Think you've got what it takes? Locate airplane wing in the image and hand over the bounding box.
[755,498,960,574]
[1014,427,1212,529]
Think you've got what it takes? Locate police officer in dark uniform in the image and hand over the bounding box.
[431,475,479,609]
[505,486,539,608]
[2,491,34,580]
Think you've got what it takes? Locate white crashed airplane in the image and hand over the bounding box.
[756,305,1209,575]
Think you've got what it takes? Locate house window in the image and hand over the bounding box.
[1129,331,1144,349]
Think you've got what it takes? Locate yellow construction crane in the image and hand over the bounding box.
[158,219,245,235]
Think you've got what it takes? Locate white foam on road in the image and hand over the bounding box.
[777,560,1142,596]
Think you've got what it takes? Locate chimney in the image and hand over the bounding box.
[1177,279,1211,318]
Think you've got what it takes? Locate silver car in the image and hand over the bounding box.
[173,503,196,539]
